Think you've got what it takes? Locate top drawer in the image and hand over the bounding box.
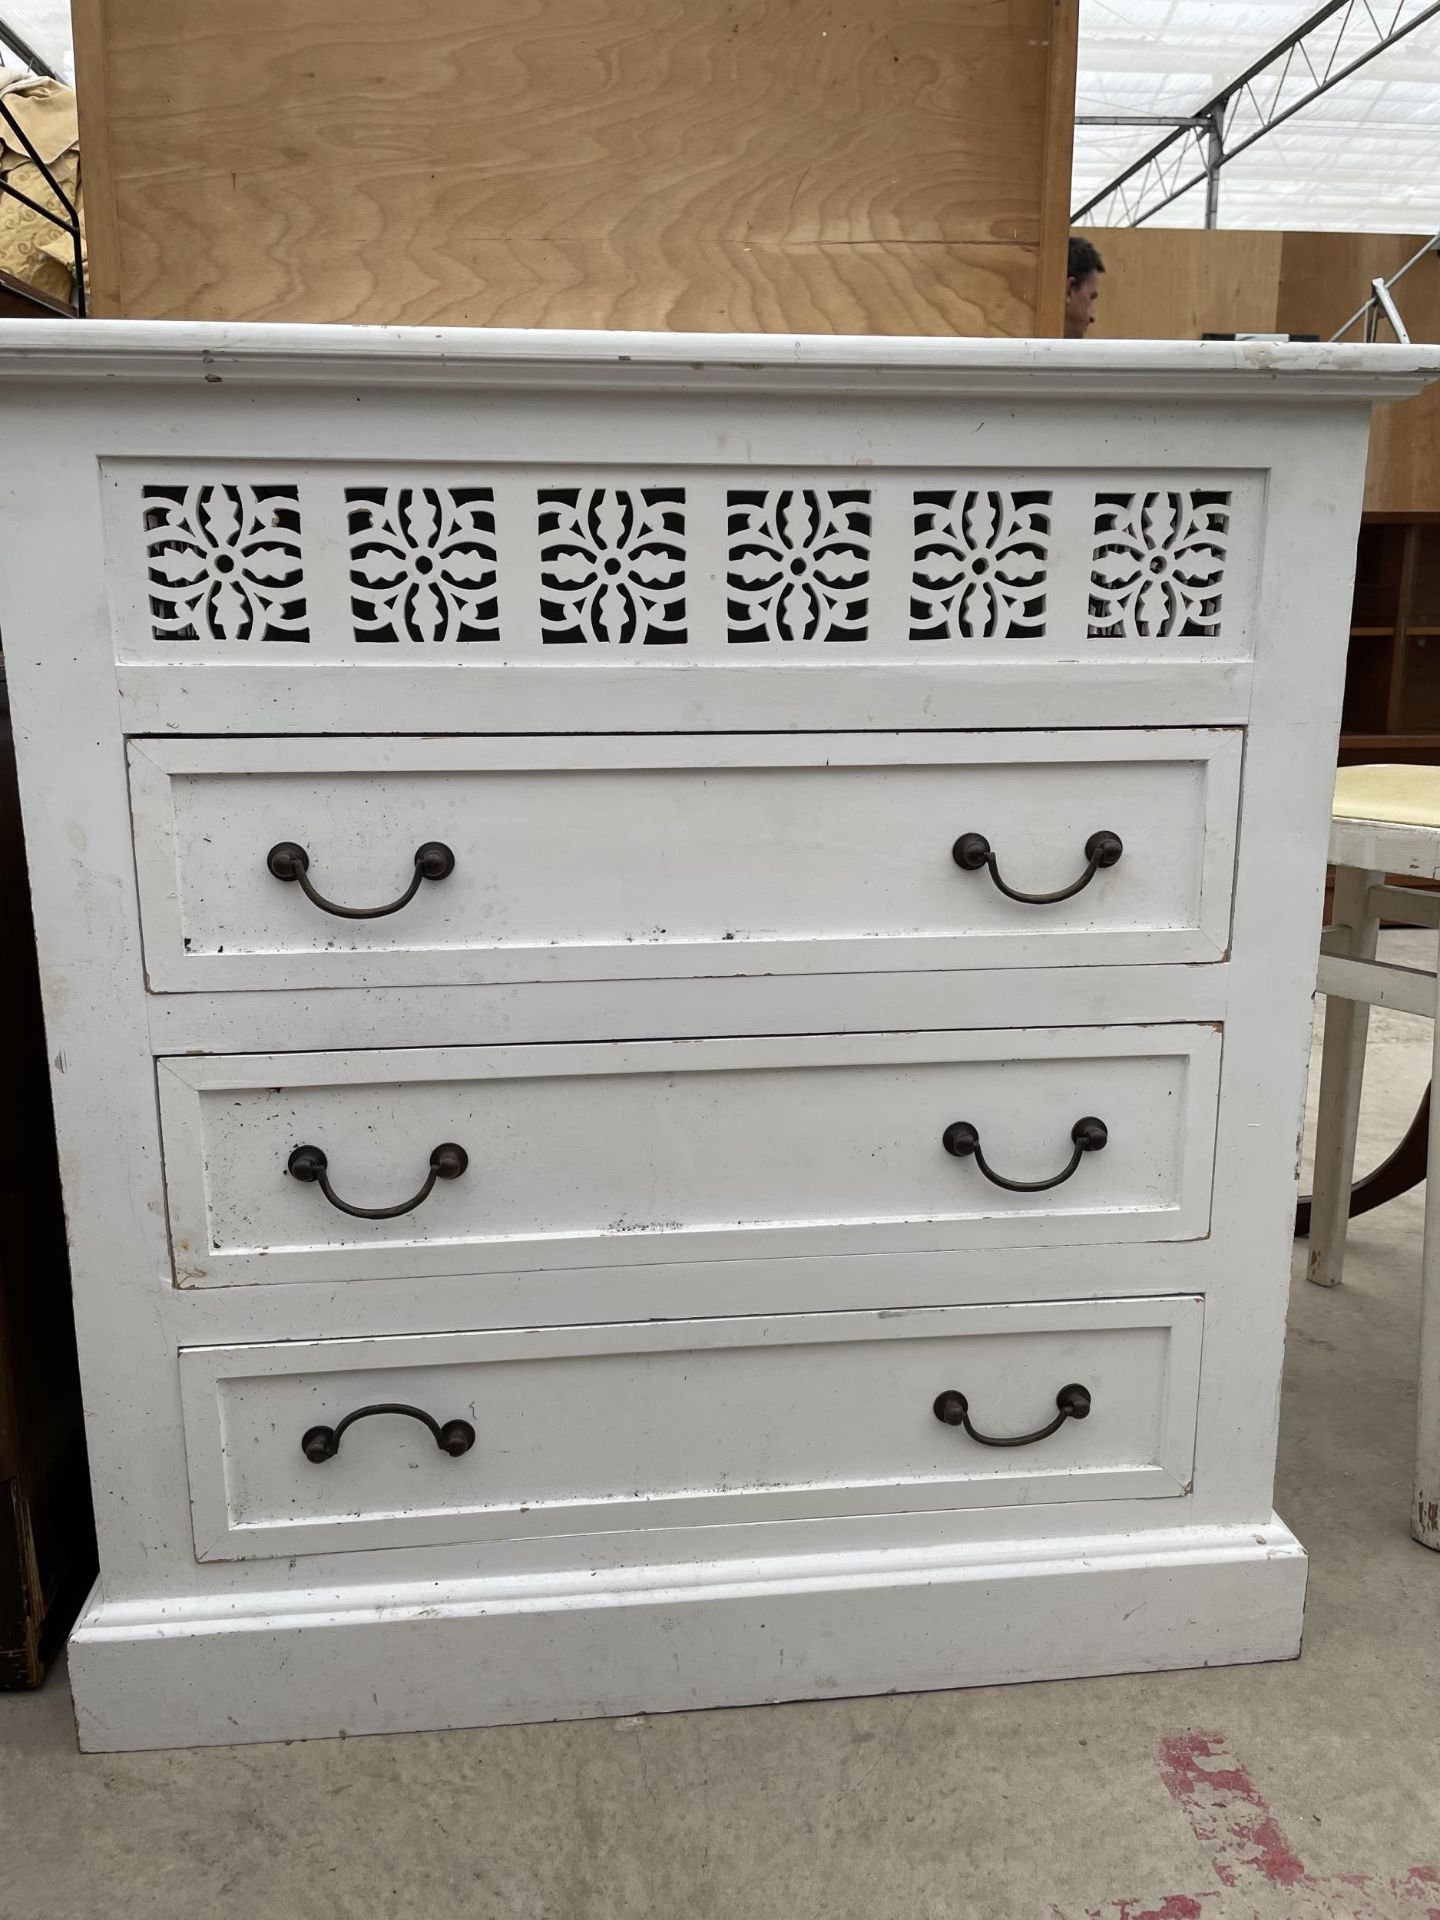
[128,730,1241,993]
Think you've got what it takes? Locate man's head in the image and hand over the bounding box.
[1065,236,1104,338]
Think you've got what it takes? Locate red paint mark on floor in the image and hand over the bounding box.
[1158,1731,1309,1889]
[1092,1900,1214,1919]
[1051,1733,1440,1919]
[1052,1897,1220,1918]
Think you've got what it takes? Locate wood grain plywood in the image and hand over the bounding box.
[1363,384,1440,514]
[1276,232,1440,339]
[1277,232,1440,513]
[1076,227,1440,512]
[74,0,1073,333]
[68,0,122,318]
[1034,0,1081,338]
[1074,227,1284,342]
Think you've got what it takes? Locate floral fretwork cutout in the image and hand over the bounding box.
[538,488,686,644]
[910,490,1050,641]
[1089,490,1230,639]
[347,487,498,643]
[143,484,307,643]
[727,489,871,644]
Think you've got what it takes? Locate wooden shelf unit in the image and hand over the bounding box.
[1340,517,1440,767]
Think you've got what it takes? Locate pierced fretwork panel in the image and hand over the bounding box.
[910,490,1051,642]
[538,488,686,644]
[1089,491,1231,640]
[142,484,307,644]
[727,488,872,645]
[347,486,499,644]
[111,468,1257,664]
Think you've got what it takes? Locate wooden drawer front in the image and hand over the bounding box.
[128,731,1241,993]
[179,1296,1204,1560]
[157,1026,1221,1287]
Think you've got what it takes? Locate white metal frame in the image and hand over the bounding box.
[1073,0,1440,230]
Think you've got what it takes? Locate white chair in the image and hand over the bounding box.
[1306,763,1440,1549]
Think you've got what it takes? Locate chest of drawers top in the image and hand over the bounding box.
[3,322,1433,744]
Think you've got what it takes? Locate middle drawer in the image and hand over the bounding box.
[128,729,1242,993]
[157,1025,1221,1287]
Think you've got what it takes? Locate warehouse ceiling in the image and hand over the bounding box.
[0,1,71,80]
[2,0,1436,233]
[1074,0,1440,228]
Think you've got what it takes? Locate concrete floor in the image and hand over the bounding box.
[4,942,1440,1920]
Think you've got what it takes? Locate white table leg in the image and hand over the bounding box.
[1307,864,1384,1288]
[1414,955,1440,1549]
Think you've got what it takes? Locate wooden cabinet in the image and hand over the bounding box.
[1339,518,1440,764]
[0,323,1433,1749]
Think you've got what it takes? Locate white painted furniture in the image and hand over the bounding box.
[0,323,1433,1752]
[1307,764,1440,1549]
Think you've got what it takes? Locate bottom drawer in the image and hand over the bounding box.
[180,1296,1203,1562]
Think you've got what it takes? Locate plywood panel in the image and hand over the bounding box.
[1074,228,1284,341]
[74,0,1075,334]
[1363,384,1440,514]
[1034,0,1081,337]
[90,228,1040,335]
[1078,226,1440,512]
[1276,232,1440,338]
[1277,232,1440,514]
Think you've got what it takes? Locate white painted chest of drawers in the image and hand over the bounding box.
[2,323,1433,1751]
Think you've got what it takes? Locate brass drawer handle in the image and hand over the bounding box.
[287,1142,468,1219]
[267,840,455,919]
[952,830,1122,904]
[942,1116,1107,1193]
[933,1383,1091,1448]
[301,1402,476,1463]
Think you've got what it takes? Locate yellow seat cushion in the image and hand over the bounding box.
[1333,764,1440,829]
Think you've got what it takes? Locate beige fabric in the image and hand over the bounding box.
[0,70,83,306]
[0,70,78,171]
[1333,763,1440,829]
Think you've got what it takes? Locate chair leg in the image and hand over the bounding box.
[1413,968,1440,1550]
[1307,865,1384,1288]
[1295,1085,1432,1236]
